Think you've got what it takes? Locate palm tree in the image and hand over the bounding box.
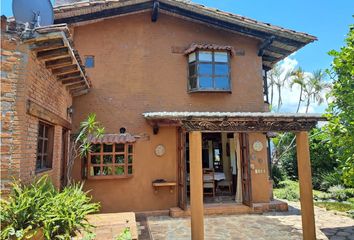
[268,64,291,112]
[290,67,306,113]
[303,70,330,113]
[267,65,279,107]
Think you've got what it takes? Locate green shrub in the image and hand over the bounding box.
[328,185,354,201]
[273,180,300,201]
[320,172,343,191]
[0,176,100,240]
[271,164,285,188]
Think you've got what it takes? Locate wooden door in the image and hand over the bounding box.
[177,128,187,210]
[240,133,252,206]
[60,128,69,189]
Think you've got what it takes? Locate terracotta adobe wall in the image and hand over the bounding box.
[1,24,72,194]
[71,12,269,212]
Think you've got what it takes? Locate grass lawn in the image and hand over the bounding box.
[314,202,354,212]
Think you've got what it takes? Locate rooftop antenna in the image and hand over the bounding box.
[12,0,54,37]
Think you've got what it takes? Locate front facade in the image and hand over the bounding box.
[52,0,320,215]
[1,3,324,235]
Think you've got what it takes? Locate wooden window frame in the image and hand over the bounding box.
[36,121,54,173]
[84,55,95,68]
[88,143,133,180]
[188,50,231,92]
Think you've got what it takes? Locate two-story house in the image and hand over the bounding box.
[0,0,326,238]
[52,0,325,221]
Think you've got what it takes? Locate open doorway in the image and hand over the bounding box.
[178,132,250,207]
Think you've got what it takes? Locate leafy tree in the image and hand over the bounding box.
[326,23,354,187]
[66,113,104,185]
[272,128,336,190]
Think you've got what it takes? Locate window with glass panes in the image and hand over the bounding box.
[188,50,230,91]
[36,122,54,171]
[88,143,133,179]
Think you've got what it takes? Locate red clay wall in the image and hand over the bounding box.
[71,12,268,212]
[1,26,73,193]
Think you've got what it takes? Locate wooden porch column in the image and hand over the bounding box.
[189,131,204,240]
[296,131,316,240]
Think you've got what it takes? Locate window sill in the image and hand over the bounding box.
[87,175,133,180]
[188,89,232,93]
[35,168,53,175]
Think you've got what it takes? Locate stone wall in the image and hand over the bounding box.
[0,19,73,194]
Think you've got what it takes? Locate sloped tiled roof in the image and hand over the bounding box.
[53,0,317,69]
[185,43,235,55]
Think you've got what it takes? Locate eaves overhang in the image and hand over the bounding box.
[54,0,317,69]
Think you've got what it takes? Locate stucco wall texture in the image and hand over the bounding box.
[71,12,269,212]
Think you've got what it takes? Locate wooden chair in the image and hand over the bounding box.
[217,167,233,194]
[203,168,215,197]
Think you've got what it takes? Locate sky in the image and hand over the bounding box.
[1,0,353,113]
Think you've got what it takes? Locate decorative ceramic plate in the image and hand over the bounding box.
[155,144,166,157]
[253,141,263,152]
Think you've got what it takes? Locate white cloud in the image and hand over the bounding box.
[270,56,328,114]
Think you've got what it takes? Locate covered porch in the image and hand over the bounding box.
[144,111,326,240]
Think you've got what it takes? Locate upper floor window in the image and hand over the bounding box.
[36,121,54,172]
[187,50,231,92]
[84,56,95,68]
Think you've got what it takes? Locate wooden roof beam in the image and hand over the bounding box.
[60,76,83,84]
[57,71,81,80]
[31,38,65,52]
[52,64,77,75]
[45,56,72,68]
[70,86,87,94]
[37,46,69,60]
[258,36,275,56]
[66,82,86,90]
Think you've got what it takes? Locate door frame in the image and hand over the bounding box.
[239,132,252,206]
[177,127,187,210]
[60,128,69,189]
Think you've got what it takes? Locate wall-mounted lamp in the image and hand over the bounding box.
[120,127,126,134]
[67,106,74,117]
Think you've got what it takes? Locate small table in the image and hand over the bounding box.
[152,182,176,193]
